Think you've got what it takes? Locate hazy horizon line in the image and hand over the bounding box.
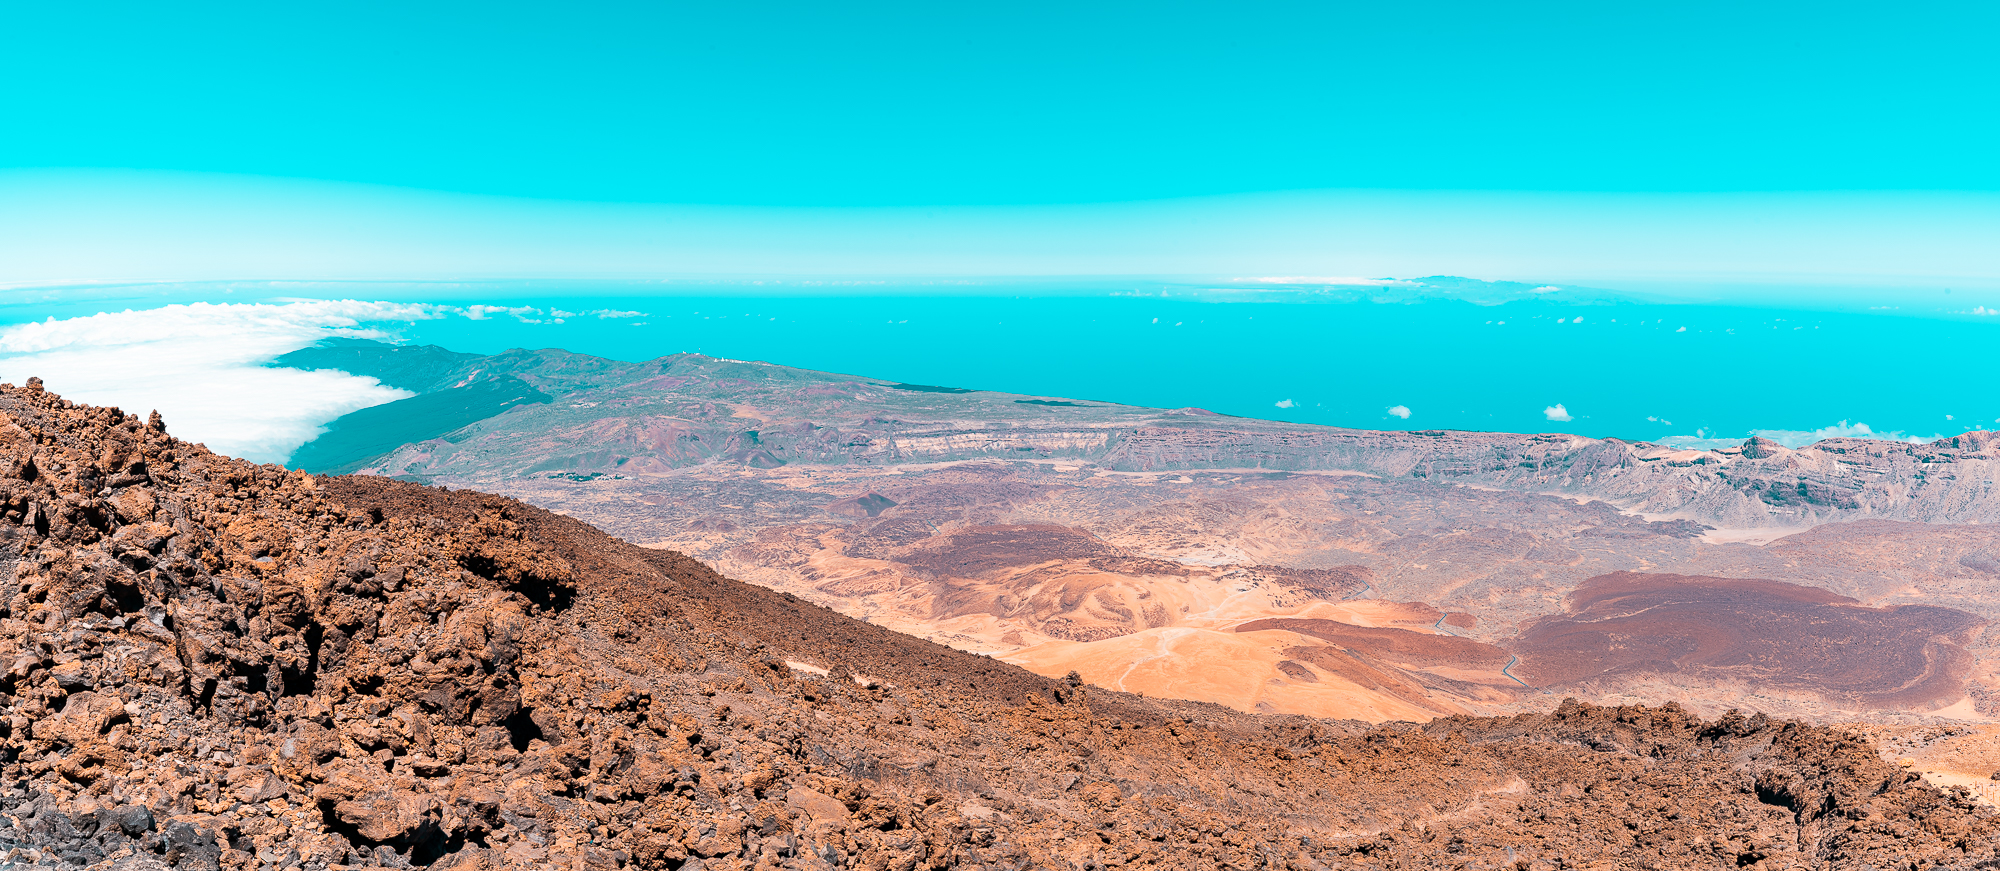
[6,169,1998,296]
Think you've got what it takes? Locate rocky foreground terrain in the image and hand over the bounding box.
[5,385,2000,868]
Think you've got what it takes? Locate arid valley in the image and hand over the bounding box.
[288,341,2000,728]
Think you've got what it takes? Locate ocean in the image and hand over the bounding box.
[3,280,1995,451]
[383,290,1996,447]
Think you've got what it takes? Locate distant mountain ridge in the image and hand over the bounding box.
[272,336,485,393]
[281,339,2000,529]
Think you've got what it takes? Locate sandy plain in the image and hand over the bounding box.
[433,455,2000,725]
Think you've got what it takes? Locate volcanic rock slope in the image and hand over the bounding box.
[6,388,2000,869]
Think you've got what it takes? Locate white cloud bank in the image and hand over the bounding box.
[1543,404,1573,422]
[464,304,545,322]
[466,305,651,325]
[0,301,443,463]
[1660,420,1958,451]
[1746,420,1950,448]
[549,308,647,321]
[1233,277,1413,286]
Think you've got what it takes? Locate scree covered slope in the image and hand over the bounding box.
[0,379,1996,870]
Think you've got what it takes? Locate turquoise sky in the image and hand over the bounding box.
[3,3,1997,289]
[6,2,1997,206]
[1,6,1994,464]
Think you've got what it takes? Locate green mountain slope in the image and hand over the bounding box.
[271,337,483,393]
[288,375,552,474]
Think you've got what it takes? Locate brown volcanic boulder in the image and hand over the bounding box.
[36,690,126,746]
[0,381,1995,870]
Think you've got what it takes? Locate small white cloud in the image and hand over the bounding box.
[1676,326,1687,332]
[1274,399,1296,409]
[1544,404,1573,422]
[584,309,648,319]
[1946,414,1955,421]
[1969,306,1997,316]
[1555,317,1567,323]
[1572,316,1584,323]
[465,304,546,323]
[1532,285,1560,293]
[1647,415,1674,426]
[1808,420,1871,438]
[1387,405,1411,419]
[550,309,578,319]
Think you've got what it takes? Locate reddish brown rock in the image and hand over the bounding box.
[1515,571,1987,708]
